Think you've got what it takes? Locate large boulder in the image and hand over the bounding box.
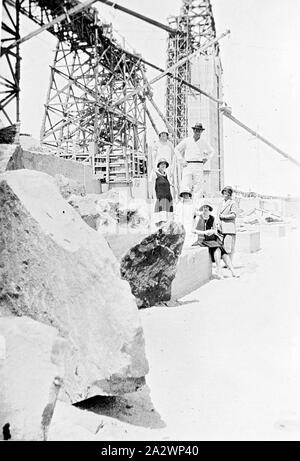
[69,190,150,234]
[54,173,86,200]
[0,169,149,402]
[120,222,185,309]
[5,145,100,194]
[0,317,66,441]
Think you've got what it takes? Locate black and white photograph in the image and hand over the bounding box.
[0,0,300,444]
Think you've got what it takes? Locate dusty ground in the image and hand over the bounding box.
[50,227,300,441]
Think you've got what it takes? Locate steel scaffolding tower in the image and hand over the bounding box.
[1,1,147,184]
[166,0,223,193]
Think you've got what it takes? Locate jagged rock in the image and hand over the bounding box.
[105,233,148,261]
[54,173,86,200]
[0,317,67,441]
[68,190,150,234]
[0,169,149,402]
[120,222,185,309]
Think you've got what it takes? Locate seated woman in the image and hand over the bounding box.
[192,201,238,279]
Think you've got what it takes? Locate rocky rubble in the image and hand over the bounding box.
[0,169,149,402]
[54,173,86,199]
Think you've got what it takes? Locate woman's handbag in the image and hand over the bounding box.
[219,201,236,234]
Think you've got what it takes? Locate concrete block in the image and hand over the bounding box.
[171,247,212,300]
[236,231,261,253]
[278,225,286,237]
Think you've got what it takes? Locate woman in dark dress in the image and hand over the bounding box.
[192,201,238,278]
[150,158,174,228]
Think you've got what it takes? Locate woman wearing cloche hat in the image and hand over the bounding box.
[192,199,238,278]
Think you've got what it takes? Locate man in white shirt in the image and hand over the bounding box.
[175,123,214,202]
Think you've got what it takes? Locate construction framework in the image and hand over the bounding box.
[0,0,148,184]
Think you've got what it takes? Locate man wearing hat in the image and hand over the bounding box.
[174,123,215,201]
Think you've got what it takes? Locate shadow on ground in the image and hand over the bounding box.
[74,385,165,429]
[159,299,200,308]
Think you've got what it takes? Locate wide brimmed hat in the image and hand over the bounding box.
[192,123,205,131]
[157,157,169,168]
[221,185,234,195]
[199,201,213,212]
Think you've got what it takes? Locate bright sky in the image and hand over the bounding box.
[15,0,300,196]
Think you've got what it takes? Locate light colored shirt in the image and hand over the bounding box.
[175,136,214,163]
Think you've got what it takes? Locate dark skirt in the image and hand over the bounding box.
[192,238,227,263]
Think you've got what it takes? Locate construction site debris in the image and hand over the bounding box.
[0,169,149,402]
[120,221,185,309]
[69,190,150,233]
[0,317,66,441]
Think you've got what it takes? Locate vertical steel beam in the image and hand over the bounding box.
[0,0,21,124]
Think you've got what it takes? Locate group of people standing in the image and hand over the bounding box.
[149,122,239,279]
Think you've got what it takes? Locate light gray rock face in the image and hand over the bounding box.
[0,170,149,402]
[120,222,186,309]
[0,144,17,173]
[0,317,66,441]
